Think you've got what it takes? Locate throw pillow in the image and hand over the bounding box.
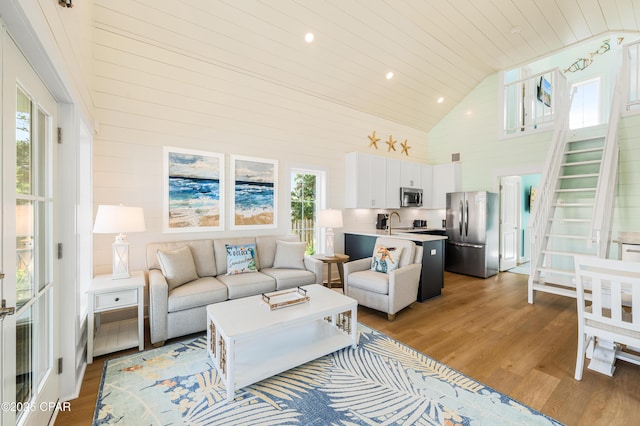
[273,240,306,269]
[226,243,258,275]
[371,244,404,274]
[156,246,198,291]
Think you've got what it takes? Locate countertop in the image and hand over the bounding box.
[344,229,448,242]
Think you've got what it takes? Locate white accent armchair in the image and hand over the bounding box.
[343,237,423,321]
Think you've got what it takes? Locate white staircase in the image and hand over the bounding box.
[528,78,622,303]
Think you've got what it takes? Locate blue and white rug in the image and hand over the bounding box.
[94,324,562,425]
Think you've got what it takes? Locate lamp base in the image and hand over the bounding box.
[325,228,335,257]
[112,241,130,279]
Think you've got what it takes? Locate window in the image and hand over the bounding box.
[570,78,600,129]
[290,169,325,254]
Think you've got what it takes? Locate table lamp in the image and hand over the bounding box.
[93,204,146,279]
[318,209,343,257]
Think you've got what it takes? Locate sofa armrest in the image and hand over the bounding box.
[388,263,421,315]
[304,255,324,283]
[148,269,169,344]
[343,257,372,295]
[344,257,372,277]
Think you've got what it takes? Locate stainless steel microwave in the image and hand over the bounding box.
[400,187,423,207]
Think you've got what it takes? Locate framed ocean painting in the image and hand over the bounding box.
[230,155,277,229]
[163,147,224,232]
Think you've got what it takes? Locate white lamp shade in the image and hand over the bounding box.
[93,205,146,234]
[318,209,343,228]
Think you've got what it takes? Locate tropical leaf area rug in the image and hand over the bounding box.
[94,324,562,425]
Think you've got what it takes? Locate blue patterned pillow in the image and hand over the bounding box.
[225,244,258,275]
[371,244,403,274]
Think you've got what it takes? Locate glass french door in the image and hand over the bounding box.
[2,31,59,426]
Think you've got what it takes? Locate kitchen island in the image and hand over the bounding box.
[344,230,447,301]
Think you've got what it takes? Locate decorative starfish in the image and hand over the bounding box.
[368,130,380,149]
[386,135,397,152]
[400,139,411,156]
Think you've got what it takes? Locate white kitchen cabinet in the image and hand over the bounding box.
[386,158,401,209]
[400,161,422,188]
[431,162,461,209]
[345,152,387,208]
[421,164,433,209]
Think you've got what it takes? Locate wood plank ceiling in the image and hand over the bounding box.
[94,0,640,132]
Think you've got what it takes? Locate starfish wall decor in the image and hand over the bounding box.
[367,130,411,156]
[386,135,397,152]
[368,131,380,149]
[400,140,411,156]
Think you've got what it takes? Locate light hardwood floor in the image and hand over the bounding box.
[56,271,640,425]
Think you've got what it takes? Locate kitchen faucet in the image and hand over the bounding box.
[387,211,401,235]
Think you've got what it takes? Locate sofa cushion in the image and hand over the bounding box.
[255,235,299,268]
[348,270,390,295]
[261,268,316,290]
[167,277,228,312]
[217,272,276,299]
[371,244,403,274]
[147,239,217,277]
[273,240,306,270]
[214,237,257,275]
[225,243,258,275]
[156,246,199,291]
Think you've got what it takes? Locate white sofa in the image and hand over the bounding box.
[146,235,323,345]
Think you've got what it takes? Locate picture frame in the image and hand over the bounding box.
[537,77,551,107]
[163,147,224,232]
[230,155,278,229]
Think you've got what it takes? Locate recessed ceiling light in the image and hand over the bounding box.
[437,97,444,104]
[305,33,314,43]
[386,71,394,80]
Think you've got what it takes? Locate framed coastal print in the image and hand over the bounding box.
[230,155,277,229]
[163,147,224,232]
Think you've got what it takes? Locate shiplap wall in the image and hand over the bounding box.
[428,72,640,244]
[91,3,428,273]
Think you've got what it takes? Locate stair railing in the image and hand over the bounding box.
[527,71,570,301]
[591,71,623,258]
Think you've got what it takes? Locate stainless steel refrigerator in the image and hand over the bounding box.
[445,191,499,278]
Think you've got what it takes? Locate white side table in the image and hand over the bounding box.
[87,271,145,364]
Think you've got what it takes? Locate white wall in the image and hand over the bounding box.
[91,2,429,273]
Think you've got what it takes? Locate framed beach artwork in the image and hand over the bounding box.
[230,155,277,229]
[163,147,224,232]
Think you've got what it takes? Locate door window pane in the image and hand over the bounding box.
[16,87,33,195]
[16,201,35,308]
[16,307,33,417]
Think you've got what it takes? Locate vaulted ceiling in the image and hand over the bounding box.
[97,0,640,132]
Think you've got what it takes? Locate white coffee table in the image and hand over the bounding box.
[206,284,358,401]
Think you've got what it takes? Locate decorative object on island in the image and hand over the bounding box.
[164,147,224,232]
[318,209,343,257]
[230,155,278,229]
[93,204,146,279]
